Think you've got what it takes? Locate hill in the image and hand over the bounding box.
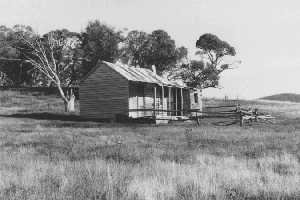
[259,93,300,103]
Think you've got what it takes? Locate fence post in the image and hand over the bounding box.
[235,104,240,119]
[254,108,258,122]
[239,112,244,126]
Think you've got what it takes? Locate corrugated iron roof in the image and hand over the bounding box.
[80,61,188,88]
[103,61,188,88]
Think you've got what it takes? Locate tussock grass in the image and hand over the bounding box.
[1,150,300,199]
[0,90,18,103]
[1,89,300,199]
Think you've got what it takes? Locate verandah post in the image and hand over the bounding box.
[181,88,183,116]
[162,86,164,116]
[175,88,178,115]
[137,86,139,117]
[168,87,171,116]
[154,86,156,116]
[143,85,146,116]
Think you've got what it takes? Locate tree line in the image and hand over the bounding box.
[0,20,239,111]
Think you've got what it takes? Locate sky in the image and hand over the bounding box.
[1,0,300,99]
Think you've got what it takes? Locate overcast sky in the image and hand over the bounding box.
[1,0,300,99]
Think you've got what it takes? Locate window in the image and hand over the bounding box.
[194,93,198,103]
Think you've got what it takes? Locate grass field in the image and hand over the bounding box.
[1,90,300,199]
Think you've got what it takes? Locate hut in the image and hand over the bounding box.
[79,61,202,120]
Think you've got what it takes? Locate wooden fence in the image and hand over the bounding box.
[128,104,275,126]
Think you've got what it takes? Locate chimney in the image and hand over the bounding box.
[151,65,156,74]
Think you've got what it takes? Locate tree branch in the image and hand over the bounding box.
[0,57,23,61]
[207,51,214,65]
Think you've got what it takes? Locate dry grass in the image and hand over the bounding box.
[253,100,300,119]
[1,90,300,199]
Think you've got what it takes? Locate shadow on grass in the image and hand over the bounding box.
[0,112,157,126]
[0,113,156,129]
[199,115,236,119]
[0,112,110,123]
[212,120,239,126]
[198,117,239,127]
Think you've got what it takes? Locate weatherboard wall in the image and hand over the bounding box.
[182,89,202,116]
[79,63,129,119]
[190,89,203,116]
[183,89,191,116]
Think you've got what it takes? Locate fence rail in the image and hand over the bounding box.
[128,109,236,114]
[204,105,238,109]
[128,103,275,126]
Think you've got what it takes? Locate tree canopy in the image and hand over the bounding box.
[196,33,236,67]
[120,30,149,68]
[180,33,240,89]
[0,25,37,86]
[1,23,240,93]
[81,20,125,74]
[41,29,83,86]
[0,26,83,111]
[180,60,220,88]
[121,29,188,75]
[0,21,126,86]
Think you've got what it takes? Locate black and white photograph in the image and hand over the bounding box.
[0,0,300,199]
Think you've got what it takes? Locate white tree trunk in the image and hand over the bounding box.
[57,82,75,112]
[64,91,75,112]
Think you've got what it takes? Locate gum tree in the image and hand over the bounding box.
[1,25,80,112]
[181,33,240,89]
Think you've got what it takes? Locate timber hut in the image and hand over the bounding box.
[79,61,202,120]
